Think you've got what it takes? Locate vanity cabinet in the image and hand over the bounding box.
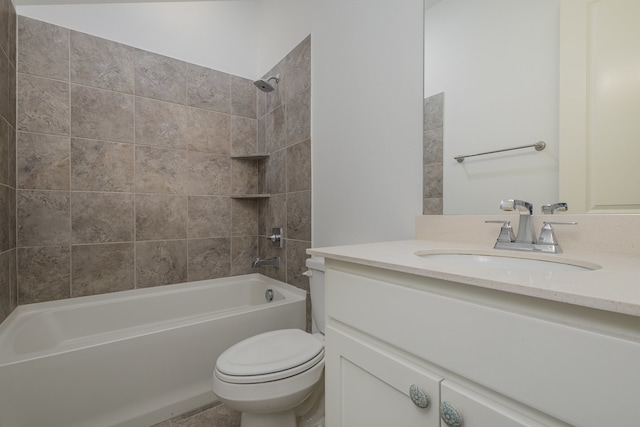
[324,260,640,427]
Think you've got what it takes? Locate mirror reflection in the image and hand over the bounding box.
[424,0,640,215]
[424,0,559,215]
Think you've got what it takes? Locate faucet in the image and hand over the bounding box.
[500,199,535,243]
[252,257,280,268]
[487,199,577,253]
[541,202,568,214]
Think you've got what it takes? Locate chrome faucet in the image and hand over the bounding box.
[252,256,280,268]
[500,199,535,243]
[487,199,577,253]
[541,202,568,214]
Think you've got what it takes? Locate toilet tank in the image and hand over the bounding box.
[305,257,325,334]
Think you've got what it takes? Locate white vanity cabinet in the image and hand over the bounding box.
[324,259,640,427]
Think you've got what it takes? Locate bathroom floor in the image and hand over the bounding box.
[150,402,240,427]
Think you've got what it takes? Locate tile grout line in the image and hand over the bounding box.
[67,27,72,299]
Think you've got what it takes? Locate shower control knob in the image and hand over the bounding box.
[267,227,284,248]
[409,384,430,408]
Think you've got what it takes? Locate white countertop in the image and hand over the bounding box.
[308,236,640,317]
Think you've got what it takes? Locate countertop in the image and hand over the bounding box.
[308,215,640,317]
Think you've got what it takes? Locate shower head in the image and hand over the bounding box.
[254,74,280,92]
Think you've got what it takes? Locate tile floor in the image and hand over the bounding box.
[151,402,240,427]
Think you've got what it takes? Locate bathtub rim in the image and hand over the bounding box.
[0,273,307,364]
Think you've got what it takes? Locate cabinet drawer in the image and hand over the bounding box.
[325,325,442,427]
[326,267,640,426]
[440,380,548,427]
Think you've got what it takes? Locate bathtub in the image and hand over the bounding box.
[0,274,306,427]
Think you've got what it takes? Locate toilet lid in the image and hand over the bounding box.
[216,329,324,381]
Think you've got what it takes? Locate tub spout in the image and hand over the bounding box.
[252,257,280,268]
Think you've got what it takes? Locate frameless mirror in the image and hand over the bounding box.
[423,0,640,215]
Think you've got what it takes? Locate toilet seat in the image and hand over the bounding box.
[215,329,324,384]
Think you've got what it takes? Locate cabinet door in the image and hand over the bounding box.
[440,380,548,427]
[325,326,442,427]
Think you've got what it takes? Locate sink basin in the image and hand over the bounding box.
[416,252,599,272]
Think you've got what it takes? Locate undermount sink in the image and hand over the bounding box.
[416,252,600,272]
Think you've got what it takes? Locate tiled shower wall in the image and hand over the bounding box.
[15,16,311,305]
[423,92,443,214]
[256,36,311,294]
[0,0,17,324]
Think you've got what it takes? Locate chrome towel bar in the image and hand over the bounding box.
[454,141,546,163]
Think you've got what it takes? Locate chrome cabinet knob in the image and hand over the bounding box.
[440,401,463,427]
[409,384,430,408]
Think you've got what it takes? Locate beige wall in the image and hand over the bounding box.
[15,16,311,305]
[0,0,17,324]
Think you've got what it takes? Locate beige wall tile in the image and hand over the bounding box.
[14,18,312,308]
[17,16,68,80]
[136,240,187,287]
[71,138,134,192]
[186,107,230,154]
[424,127,443,164]
[283,35,311,101]
[231,199,258,236]
[0,118,9,186]
[286,139,311,192]
[0,185,11,252]
[135,97,188,149]
[135,145,188,194]
[424,163,443,199]
[70,30,134,93]
[231,75,256,119]
[231,235,257,276]
[231,159,258,195]
[264,149,285,195]
[17,190,70,246]
[187,152,230,195]
[71,84,134,143]
[17,132,70,190]
[186,63,230,113]
[263,65,284,115]
[17,246,70,304]
[286,238,311,292]
[136,194,187,241]
[263,105,285,153]
[187,195,231,239]
[17,74,69,135]
[0,250,15,321]
[286,190,311,241]
[187,237,231,281]
[71,243,134,296]
[231,116,257,156]
[71,192,134,244]
[285,87,310,146]
[258,194,286,237]
[423,198,443,215]
[135,49,186,104]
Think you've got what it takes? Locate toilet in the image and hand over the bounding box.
[212,257,326,427]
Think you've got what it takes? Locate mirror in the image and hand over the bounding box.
[423,0,640,215]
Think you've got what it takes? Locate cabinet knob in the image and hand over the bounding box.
[440,401,463,427]
[409,384,430,408]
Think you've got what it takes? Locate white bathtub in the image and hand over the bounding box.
[0,274,306,427]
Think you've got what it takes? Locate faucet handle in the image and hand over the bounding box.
[541,202,568,214]
[485,220,516,243]
[537,221,577,245]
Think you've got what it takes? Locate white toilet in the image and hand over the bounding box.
[212,257,326,427]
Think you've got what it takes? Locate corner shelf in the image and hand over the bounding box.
[230,153,270,199]
[230,154,269,160]
[231,194,271,199]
